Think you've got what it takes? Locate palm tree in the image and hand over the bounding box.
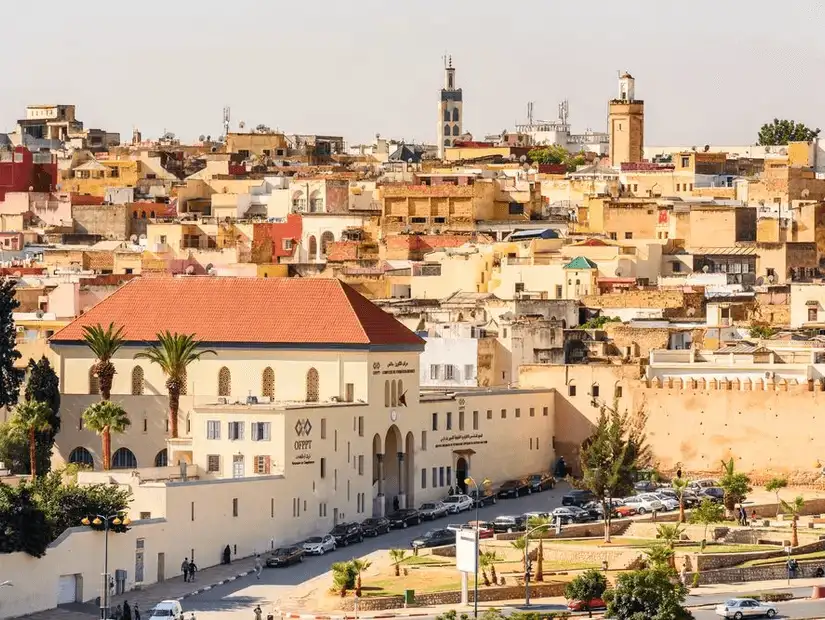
[135,331,215,438]
[656,523,684,568]
[780,495,805,547]
[644,544,674,570]
[9,400,52,477]
[485,550,500,584]
[389,549,407,577]
[82,401,131,470]
[672,478,690,523]
[528,516,551,582]
[766,477,788,518]
[510,536,527,573]
[350,558,371,596]
[478,551,492,586]
[82,323,125,401]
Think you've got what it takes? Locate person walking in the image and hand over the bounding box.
[123,600,132,620]
[392,496,399,512]
[254,605,263,620]
[181,557,190,582]
[188,559,198,582]
[113,603,123,620]
[133,602,141,620]
[254,554,263,580]
[223,545,231,565]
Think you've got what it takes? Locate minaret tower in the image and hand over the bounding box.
[437,55,463,159]
[608,71,645,166]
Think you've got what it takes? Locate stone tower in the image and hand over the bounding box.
[608,72,644,166]
[437,56,463,160]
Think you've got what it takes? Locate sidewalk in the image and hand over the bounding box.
[19,555,260,620]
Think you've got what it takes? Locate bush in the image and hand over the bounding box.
[741,592,793,603]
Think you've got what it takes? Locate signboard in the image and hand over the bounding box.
[291,418,315,466]
[372,361,416,376]
[435,433,487,449]
[456,529,478,573]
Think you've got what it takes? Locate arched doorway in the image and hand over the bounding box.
[384,425,402,507]
[456,457,468,493]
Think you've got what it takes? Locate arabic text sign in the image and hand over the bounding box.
[456,529,478,573]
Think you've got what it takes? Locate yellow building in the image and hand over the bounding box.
[225,132,288,158]
[608,73,644,166]
[63,159,142,197]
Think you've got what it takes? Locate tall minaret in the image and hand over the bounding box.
[437,56,463,160]
[608,71,645,166]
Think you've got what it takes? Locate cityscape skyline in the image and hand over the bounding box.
[5,0,824,146]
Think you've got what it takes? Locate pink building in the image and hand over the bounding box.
[0,192,73,227]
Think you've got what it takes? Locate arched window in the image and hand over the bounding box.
[150,211,156,218]
[384,380,390,407]
[444,124,450,137]
[444,139,451,147]
[89,367,100,395]
[308,235,317,258]
[131,366,145,396]
[262,367,275,399]
[111,447,137,469]
[132,211,138,219]
[398,379,404,404]
[218,367,231,397]
[306,368,319,402]
[452,108,460,122]
[154,449,168,467]
[452,125,460,136]
[443,109,450,122]
[309,190,323,213]
[69,447,94,467]
[320,231,334,255]
[141,211,147,219]
[391,380,397,407]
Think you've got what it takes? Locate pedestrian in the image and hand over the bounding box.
[751,509,757,523]
[254,605,263,620]
[739,505,747,526]
[447,486,454,496]
[393,496,399,512]
[254,554,263,580]
[123,600,132,620]
[188,559,198,582]
[134,602,141,620]
[223,545,231,565]
[182,557,190,582]
[114,603,123,620]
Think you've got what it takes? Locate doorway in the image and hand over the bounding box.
[456,457,468,493]
[157,552,165,582]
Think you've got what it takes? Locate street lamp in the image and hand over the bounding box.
[0,581,12,587]
[81,513,131,620]
[523,521,554,606]
[464,476,491,619]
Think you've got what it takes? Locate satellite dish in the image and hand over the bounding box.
[756,276,765,286]
[185,265,195,275]
[615,268,623,277]
[35,310,44,319]
[802,189,811,198]
[239,121,246,130]
[130,234,138,243]
[702,265,709,273]
[208,268,217,276]
[767,274,776,283]
[686,307,696,317]
[205,263,214,272]
[704,145,710,152]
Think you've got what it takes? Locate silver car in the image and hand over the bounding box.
[419,501,449,520]
[302,534,337,555]
[715,598,777,618]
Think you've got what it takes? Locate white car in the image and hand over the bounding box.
[148,600,184,620]
[652,493,679,511]
[715,597,777,618]
[622,494,663,514]
[302,534,337,555]
[690,478,717,490]
[442,494,474,513]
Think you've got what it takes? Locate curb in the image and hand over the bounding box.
[277,610,435,620]
[174,569,255,601]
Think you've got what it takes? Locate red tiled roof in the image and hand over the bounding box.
[51,277,425,348]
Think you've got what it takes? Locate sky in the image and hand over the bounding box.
[4,1,825,147]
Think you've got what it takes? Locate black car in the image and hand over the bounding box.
[562,489,596,507]
[330,522,364,546]
[469,488,498,507]
[497,479,531,499]
[491,515,527,533]
[699,487,725,503]
[411,528,455,549]
[659,488,700,508]
[265,546,304,567]
[633,480,658,493]
[360,517,390,537]
[552,506,592,524]
[526,473,556,493]
[387,509,422,528]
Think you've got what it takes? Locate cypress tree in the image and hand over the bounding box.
[25,356,61,474]
[0,278,23,408]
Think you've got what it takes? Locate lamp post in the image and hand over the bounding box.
[523,521,553,606]
[0,581,12,587]
[464,476,491,619]
[81,512,131,620]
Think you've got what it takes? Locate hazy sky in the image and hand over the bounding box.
[4,1,825,147]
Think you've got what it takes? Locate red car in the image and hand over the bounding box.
[465,521,495,539]
[567,598,606,611]
[614,504,637,518]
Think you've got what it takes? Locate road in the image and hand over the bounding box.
[692,598,825,619]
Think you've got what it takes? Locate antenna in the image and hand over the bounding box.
[527,102,534,129]
[223,106,231,137]
[558,100,569,126]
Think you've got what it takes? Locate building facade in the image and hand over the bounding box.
[608,73,644,166]
[437,57,463,159]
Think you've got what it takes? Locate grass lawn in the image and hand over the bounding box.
[362,574,463,597]
[549,537,659,547]
[400,555,450,566]
[739,549,825,567]
[547,538,769,554]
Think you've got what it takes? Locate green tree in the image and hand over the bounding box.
[748,323,777,340]
[578,401,651,541]
[481,550,500,585]
[24,356,61,475]
[718,457,752,515]
[0,485,50,557]
[527,515,551,581]
[510,536,527,572]
[479,550,493,585]
[605,568,691,620]
[766,477,788,518]
[564,569,608,618]
[671,478,690,524]
[0,278,23,408]
[0,422,27,473]
[82,401,131,470]
[655,524,684,550]
[331,561,356,595]
[644,544,675,570]
[82,323,125,401]
[758,118,820,145]
[350,558,371,596]
[9,401,52,477]
[780,495,805,547]
[389,548,407,576]
[689,498,725,546]
[579,316,622,330]
[135,332,215,438]
[527,145,587,172]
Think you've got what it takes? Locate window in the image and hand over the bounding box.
[809,307,818,322]
[473,410,479,430]
[592,384,600,398]
[515,408,521,418]
[111,448,137,469]
[432,412,438,431]
[439,467,445,487]
[446,466,452,485]
[624,232,633,239]
[421,430,427,450]
[321,418,326,439]
[253,456,271,474]
[89,367,100,395]
[346,383,355,403]
[530,438,533,449]
[143,419,147,433]
[672,261,682,273]
[131,366,144,395]
[487,409,492,420]
[282,238,293,251]
[228,421,244,440]
[543,406,549,416]
[529,407,535,417]
[508,202,524,215]
[568,384,576,396]
[421,468,427,489]
[190,502,195,521]
[207,455,220,473]
[445,365,455,381]
[501,408,507,419]
[767,267,776,279]
[681,156,690,168]
[458,410,465,431]
[218,367,231,396]
[207,420,220,439]
[357,416,364,436]
[232,498,239,517]
[452,108,460,122]
[464,364,475,381]
[252,422,271,441]
[446,411,452,430]
[320,458,326,478]
[615,385,623,398]
[358,455,364,475]
[68,447,94,467]
[391,380,397,406]
[262,367,275,399]
[306,367,319,402]
[515,282,525,294]
[432,467,438,487]
[429,365,440,380]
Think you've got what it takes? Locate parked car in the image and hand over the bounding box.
[302,534,337,555]
[442,494,474,513]
[567,598,606,612]
[492,515,527,533]
[469,487,498,507]
[523,511,551,521]
[329,522,364,546]
[622,494,663,514]
[690,478,718,490]
[612,500,638,518]
[148,600,184,620]
[265,546,304,567]
[658,488,700,508]
[526,473,556,492]
[552,506,592,524]
[700,487,726,503]
[419,501,450,520]
[582,501,608,520]
[464,520,495,539]
[361,517,390,537]
[633,480,659,493]
[411,528,456,549]
[652,493,680,511]
[561,489,596,507]
[714,597,777,618]
[497,479,531,498]
[387,509,422,528]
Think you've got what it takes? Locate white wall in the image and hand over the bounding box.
[419,337,478,387]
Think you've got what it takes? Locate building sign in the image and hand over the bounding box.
[372,361,416,376]
[435,432,487,449]
[291,418,314,466]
